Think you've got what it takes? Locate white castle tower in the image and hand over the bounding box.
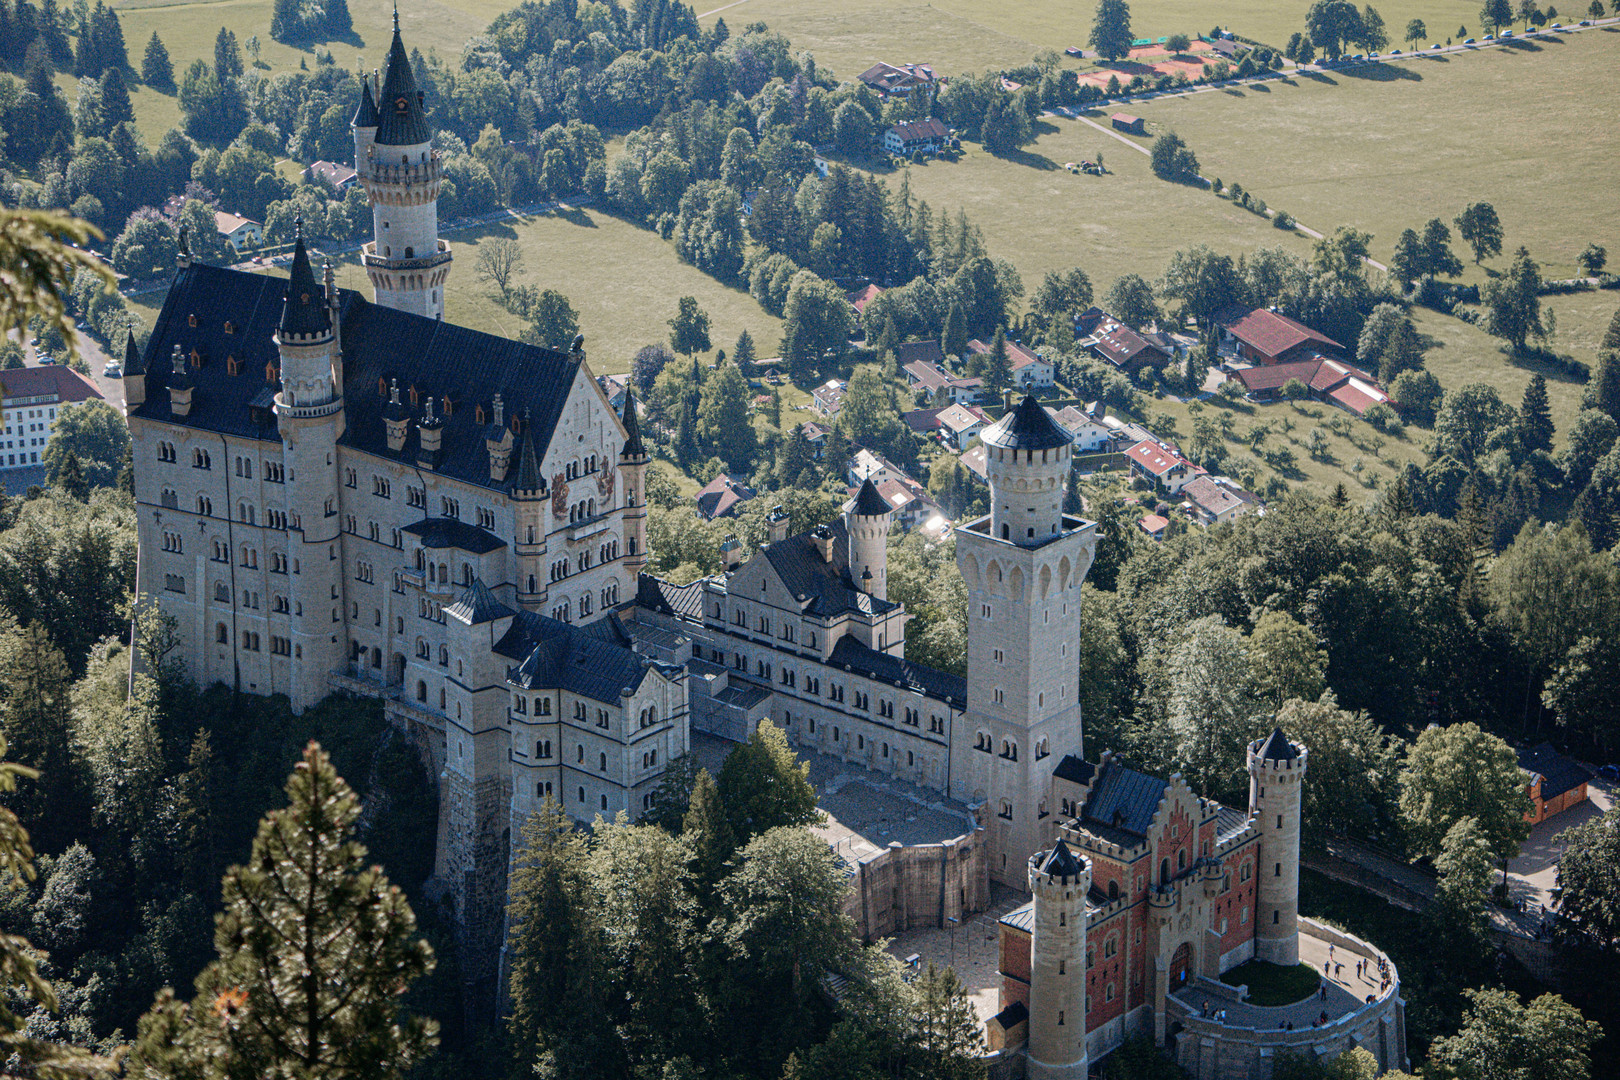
[357,10,452,319]
[1028,841,1090,1080]
[954,395,1097,886]
[846,477,892,603]
[273,228,349,709]
[619,389,650,578]
[1248,728,1308,965]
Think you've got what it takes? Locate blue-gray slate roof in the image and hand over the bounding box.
[982,393,1072,451]
[131,262,584,491]
[1081,759,1167,837]
[446,577,513,624]
[403,516,506,554]
[374,20,432,146]
[762,520,899,619]
[499,610,655,705]
[827,634,964,705]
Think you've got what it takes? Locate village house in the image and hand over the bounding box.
[1179,475,1262,526]
[812,378,848,418]
[596,373,629,413]
[1137,513,1169,540]
[883,118,950,156]
[1215,306,1345,366]
[1125,439,1201,495]
[303,160,360,191]
[845,284,884,321]
[695,473,755,520]
[902,406,947,437]
[936,403,993,449]
[965,337,1054,388]
[1050,405,1112,452]
[1518,743,1594,825]
[798,421,830,458]
[902,341,984,404]
[1230,357,1391,416]
[214,211,263,252]
[858,61,940,97]
[1085,316,1176,374]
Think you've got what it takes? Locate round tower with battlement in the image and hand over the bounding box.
[845,477,892,601]
[1028,841,1090,1080]
[985,394,1072,545]
[359,12,451,319]
[1248,728,1308,966]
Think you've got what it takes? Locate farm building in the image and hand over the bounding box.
[1111,113,1146,134]
[1518,744,1594,825]
[1216,306,1345,365]
[883,118,950,156]
[859,61,939,97]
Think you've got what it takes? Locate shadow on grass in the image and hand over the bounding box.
[995,147,1061,170]
[476,222,520,240]
[1251,82,1273,92]
[1298,70,1339,84]
[1502,38,1546,50]
[1222,86,1247,96]
[1504,346,1589,384]
[548,205,597,228]
[1342,62,1423,81]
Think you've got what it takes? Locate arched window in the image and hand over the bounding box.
[598,752,607,772]
[1108,880,1119,900]
[216,623,228,643]
[1160,858,1171,885]
[416,680,427,702]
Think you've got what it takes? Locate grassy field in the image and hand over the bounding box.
[1122,32,1620,284]
[126,206,785,378]
[698,0,1486,77]
[108,0,511,144]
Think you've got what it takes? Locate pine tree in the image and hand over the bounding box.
[0,736,118,1079]
[1064,465,1082,514]
[911,963,987,1080]
[51,448,87,499]
[941,301,968,359]
[983,326,1014,400]
[141,31,173,89]
[270,0,302,43]
[129,743,437,1080]
[732,328,756,368]
[506,798,612,1077]
[683,767,735,894]
[213,26,242,80]
[325,0,352,35]
[1519,373,1554,453]
[98,65,133,124]
[0,622,85,851]
[717,720,819,846]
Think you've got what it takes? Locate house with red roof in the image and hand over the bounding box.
[0,365,104,471]
[1230,357,1391,416]
[1216,306,1344,366]
[1125,439,1201,495]
[695,473,755,520]
[1137,513,1169,540]
[845,283,884,319]
[1085,316,1175,374]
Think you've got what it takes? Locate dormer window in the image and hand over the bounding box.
[224,320,236,334]
[188,314,198,327]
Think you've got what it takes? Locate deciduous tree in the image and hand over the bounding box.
[1088,0,1134,61]
[1425,988,1600,1080]
[1398,722,1532,860]
[1455,201,1504,263]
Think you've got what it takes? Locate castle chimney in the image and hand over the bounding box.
[383,378,410,452]
[417,396,444,468]
[485,391,514,483]
[168,344,193,418]
[765,505,790,545]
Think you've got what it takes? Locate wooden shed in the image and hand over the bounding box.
[1110,113,1145,134]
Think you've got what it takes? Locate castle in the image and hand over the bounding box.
[124,20,1405,1076]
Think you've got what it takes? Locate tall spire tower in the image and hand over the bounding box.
[358,9,452,319]
[953,395,1097,887]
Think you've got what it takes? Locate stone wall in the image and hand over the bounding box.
[1167,920,1408,1080]
[844,823,990,942]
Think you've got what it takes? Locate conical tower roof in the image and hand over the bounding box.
[850,477,891,517]
[279,225,330,338]
[514,410,542,491]
[352,69,379,129]
[1257,728,1299,762]
[122,330,143,376]
[982,393,1072,452]
[375,10,432,146]
[1039,840,1084,882]
[620,389,646,458]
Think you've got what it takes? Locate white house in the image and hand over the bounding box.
[214,211,263,252]
[883,118,949,156]
[1050,405,1112,453]
[1125,439,1200,495]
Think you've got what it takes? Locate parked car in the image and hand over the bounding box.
[1501,29,1514,37]
[1578,19,1591,25]
[1596,764,1619,782]
[1464,37,1476,42]
[1431,42,1442,48]
[103,362,122,377]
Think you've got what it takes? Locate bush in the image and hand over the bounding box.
[1362,402,1402,433]
[1272,211,1295,230]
